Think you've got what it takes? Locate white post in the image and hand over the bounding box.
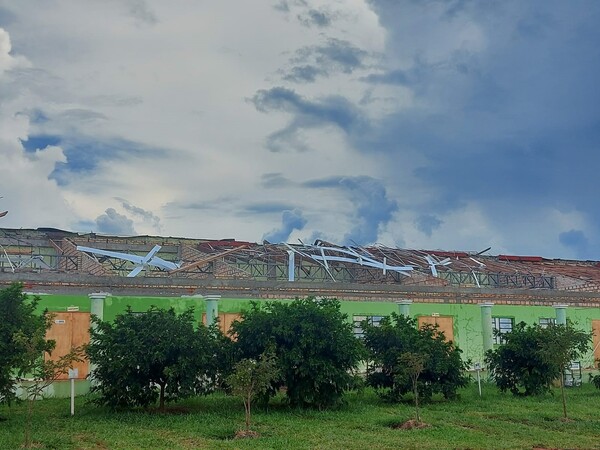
[68,368,78,416]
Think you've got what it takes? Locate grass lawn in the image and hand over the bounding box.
[1,382,600,449]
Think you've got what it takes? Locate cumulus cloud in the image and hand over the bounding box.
[95,208,136,235]
[0,27,28,75]
[263,209,308,243]
[281,38,369,83]
[115,197,162,232]
[303,176,398,245]
[297,9,332,28]
[415,214,443,237]
[251,87,366,151]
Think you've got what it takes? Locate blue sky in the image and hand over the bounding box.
[0,0,598,259]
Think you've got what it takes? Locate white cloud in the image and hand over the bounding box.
[0,3,598,259]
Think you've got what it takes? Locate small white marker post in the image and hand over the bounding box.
[68,368,78,416]
[474,362,482,397]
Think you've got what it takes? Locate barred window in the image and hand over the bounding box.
[539,317,556,328]
[492,317,514,344]
[353,315,385,338]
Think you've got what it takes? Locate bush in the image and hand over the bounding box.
[363,313,468,402]
[87,306,225,410]
[485,322,591,397]
[231,297,365,409]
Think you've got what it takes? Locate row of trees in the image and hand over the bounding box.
[0,283,596,432]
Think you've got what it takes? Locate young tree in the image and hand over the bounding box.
[539,323,590,419]
[87,306,224,410]
[0,283,50,407]
[398,352,427,424]
[486,321,591,414]
[231,297,365,409]
[363,314,468,403]
[226,350,279,435]
[14,327,83,448]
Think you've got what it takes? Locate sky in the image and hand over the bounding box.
[0,0,599,260]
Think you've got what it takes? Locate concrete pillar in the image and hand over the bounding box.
[554,304,568,325]
[205,294,221,326]
[287,250,295,282]
[480,302,494,354]
[396,299,412,317]
[88,292,109,383]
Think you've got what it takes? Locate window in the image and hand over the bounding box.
[539,317,556,328]
[492,317,514,344]
[353,315,385,338]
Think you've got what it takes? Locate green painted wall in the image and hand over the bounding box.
[36,294,600,368]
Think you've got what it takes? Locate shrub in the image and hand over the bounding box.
[363,313,468,402]
[87,306,225,410]
[231,297,365,409]
[485,322,590,402]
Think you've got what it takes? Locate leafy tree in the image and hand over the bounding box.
[485,322,591,409]
[0,283,51,406]
[226,349,279,434]
[363,313,468,402]
[87,306,224,410]
[231,297,365,409]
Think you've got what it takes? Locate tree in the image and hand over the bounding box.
[0,283,51,406]
[14,327,83,448]
[87,306,224,410]
[485,322,591,413]
[363,313,468,403]
[540,323,591,419]
[226,349,279,435]
[398,352,427,424]
[231,297,365,409]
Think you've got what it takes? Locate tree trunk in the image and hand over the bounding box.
[159,383,165,412]
[25,394,32,448]
[413,380,420,423]
[560,374,567,419]
[245,394,251,432]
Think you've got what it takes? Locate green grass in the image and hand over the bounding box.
[1,383,600,449]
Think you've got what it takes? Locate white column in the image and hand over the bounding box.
[554,304,568,325]
[205,294,221,326]
[396,299,412,317]
[480,302,494,354]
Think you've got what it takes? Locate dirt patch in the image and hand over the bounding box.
[391,419,431,430]
[234,430,260,439]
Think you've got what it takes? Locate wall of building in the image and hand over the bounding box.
[36,293,600,370]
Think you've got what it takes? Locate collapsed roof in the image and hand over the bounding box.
[1,227,599,292]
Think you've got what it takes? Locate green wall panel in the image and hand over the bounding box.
[33,293,600,367]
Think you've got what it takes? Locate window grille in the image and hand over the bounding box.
[492,317,514,344]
